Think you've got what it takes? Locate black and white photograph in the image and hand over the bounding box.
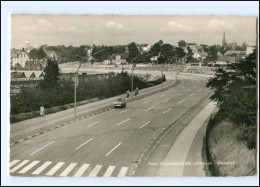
[2,1,259,186]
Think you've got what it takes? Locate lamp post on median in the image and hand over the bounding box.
[74,50,105,120]
[130,53,154,98]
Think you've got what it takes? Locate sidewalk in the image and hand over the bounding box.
[10,79,176,143]
[157,101,217,177]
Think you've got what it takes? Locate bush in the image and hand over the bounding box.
[10,72,159,115]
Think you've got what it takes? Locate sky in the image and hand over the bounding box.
[11,15,257,49]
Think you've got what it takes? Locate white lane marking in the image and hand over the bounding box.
[60,163,77,177]
[163,108,172,114]
[30,141,55,156]
[18,161,40,174]
[32,161,52,175]
[190,94,194,97]
[138,121,151,129]
[145,107,154,111]
[74,164,90,177]
[88,121,100,128]
[103,166,116,177]
[75,138,93,150]
[117,167,128,177]
[143,100,151,104]
[163,98,170,103]
[106,142,122,157]
[120,109,129,113]
[198,89,201,92]
[46,162,65,176]
[179,99,185,104]
[10,160,20,167]
[160,94,165,97]
[10,160,30,173]
[88,165,103,177]
[116,119,130,126]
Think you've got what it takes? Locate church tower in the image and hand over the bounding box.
[222,32,227,49]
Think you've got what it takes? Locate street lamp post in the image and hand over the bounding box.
[74,50,105,119]
[130,53,153,98]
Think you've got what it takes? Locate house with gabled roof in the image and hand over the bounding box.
[110,53,129,65]
[10,48,29,68]
[193,52,207,60]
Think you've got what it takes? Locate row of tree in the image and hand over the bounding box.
[11,58,161,115]
[206,49,257,149]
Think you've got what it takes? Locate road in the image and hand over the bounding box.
[9,73,212,177]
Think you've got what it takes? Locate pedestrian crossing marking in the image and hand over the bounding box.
[10,160,20,167]
[103,165,115,177]
[32,161,52,175]
[118,167,128,177]
[60,163,77,177]
[88,165,102,177]
[10,159,129,177]
[46,162,65,176]
[74,164,90,177]
[18,161,40,174]
[10,160,30,173]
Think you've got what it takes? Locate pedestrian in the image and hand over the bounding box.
[40,105,45,117]
[126,90,130,98]
[135,87,139,96]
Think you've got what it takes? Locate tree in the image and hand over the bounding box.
[174,47,185,58]
[28,49,37,59]
[149,40,163,56]
[186,46,194,62]
[206,45,218,62]
[177,40,186,47]
[242,42,247,49]
[39,58,60,90]
[161,43,174,59]
[35,47,47,60]
[127,42,139,62]
[206,50,257,149]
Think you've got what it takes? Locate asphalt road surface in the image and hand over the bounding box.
[9,73,212,177]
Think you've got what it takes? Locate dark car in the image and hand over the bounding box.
[114,98,126,108]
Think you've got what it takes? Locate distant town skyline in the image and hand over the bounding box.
[11,15,257,49]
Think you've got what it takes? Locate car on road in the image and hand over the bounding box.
[114,98,126,108]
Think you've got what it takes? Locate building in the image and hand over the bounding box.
[246,46,256,55]
[217,52,223,57]
[59,70,109,83]
[188,44,204,53]
[11,71,45,82]
[215,55,244,65]
[192,52,207,60]
[181,47,189,54]
[11,71,27,82]
[43,49,58,60]
[224,50,246,56]
[226,42,237,50]
[110,53,128,65]
[140,44,151,52]
[10,48,29,68]
[103,60,111,65]
[222,32,237,50]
